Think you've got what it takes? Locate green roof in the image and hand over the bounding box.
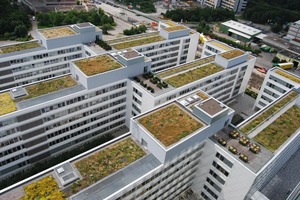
[112,36,165,50]
[0,42,40,54]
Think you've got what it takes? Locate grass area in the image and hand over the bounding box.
[221,49,244,59]
[276,70,300,84]
[165,21,177,26]
[158,56,215,78]
[20,176,65,200]
[68,138,145,196]
[254,105,300,152]
[164,26,186,32]
[240,91,298,134]
[0,42,40,54]
[75,55,123,76]
[139,103,203,147]
[197,91,209,100]
[209,41,233,51]
[106,32,159,45]
[112,36,165,50]
[39,27,76,39]
[165,64,223,88]
[0,93,17,116]
[19,76,77,101]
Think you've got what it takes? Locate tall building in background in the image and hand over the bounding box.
[197,0,248,13]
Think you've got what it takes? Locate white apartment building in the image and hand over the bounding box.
[254,67,300,109]
[286,20,300,42]
[201,39,234,58]
[0,22,101,92]
[197,0,248,13]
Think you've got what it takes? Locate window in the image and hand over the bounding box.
[206,177,221,192]
[203,185,218,199]
[209,170,225,185]
[141,139,148,149]
[212,161,229,176]
[215,152,233,168]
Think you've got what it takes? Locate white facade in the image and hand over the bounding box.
[254,67,300,109]
[200,0,248,13]
[287,20,300,42]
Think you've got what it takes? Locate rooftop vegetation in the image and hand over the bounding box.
[158,56,215,78]
[165,64,223,88]
[0,93,17,116]
[221,49,244,59]
[197,92,209,100]
[69,138,145,195]
[112,36,165,50]
[20,176,65,200]
[39,27,76,39]
[106,32,159,45]
[20,76,77,101]
[165,21,177,26]
[276,70,300,84]
[209,41,233,51]
[164,26,186,32]
[75,55,122,76]
[0,42,40,54]
[240,91,298,134]
[139,103,203,147]
[254,105,300,152]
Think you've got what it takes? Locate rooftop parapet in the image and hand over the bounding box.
[39,26,77,39]
[215,49,248,68]
[0,41,41,55]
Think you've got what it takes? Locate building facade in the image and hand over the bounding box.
[197,0,248,13]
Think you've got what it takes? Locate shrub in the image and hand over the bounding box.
[150,78,157,84]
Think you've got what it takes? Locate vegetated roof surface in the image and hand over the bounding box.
[254,105,300,152]
[165,21,177,26]
[240,91,298,134]
[209,41,233,51]
[197,91,209,100]
[165,63,223,88]
[0,41,40,54]
[275,69,300,84]
[106,32,159,45]
[74,55,123,76]
[0,93,17,116]
[69,138,145,195]
[164,26,186,32]
[158,56,215,78]
[221,49,244,59]
[39,27,76,39]
[138,103,204,147]
[112,36,165,50]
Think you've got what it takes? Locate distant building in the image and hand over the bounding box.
[197,0,248,13]
[286,20,300,43]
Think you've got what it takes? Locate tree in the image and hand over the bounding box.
[102,24,113,34]
[14,24,27,37]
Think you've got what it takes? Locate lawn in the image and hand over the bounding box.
[0,42,40,54]
[240,91,298,134]
[254,105,300,152]
[112,36,165,50]
[68,138,145,196]
[0,93,17,116]
[75,55,123,76]
[158,56,215,78]
[139,103,203,147]
[20,176,65,200]
[165,64,223,88]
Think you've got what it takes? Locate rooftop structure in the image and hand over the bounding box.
[111,36,165,50]
[39,26,77,39]
[209,41,233,51]
[198,98,226,116]
[220,49,245,60]
[0,41,41,54]
[138,103,204,147]
[164,26,187,32]
[74,55,123,76]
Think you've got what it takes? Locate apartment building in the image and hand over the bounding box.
[0,22,101,91]
[254,67,300,109]
[197,0,248,13]
[286,20,300,42]
[201,39,234,58]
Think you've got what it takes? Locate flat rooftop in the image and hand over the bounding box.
[0,41,41,54]
[76,22,91,28]
[164,21,178,27]
[111,35,165,50]
[123,50,140,59]
[106,32,160,45]
[220,49,245,59]
[222,20,261,36]
[275,69,300,84]
[198,98,226,116]
[74,55,123,76]
[208,40,233,51]
[39,26,77,39]
[138,103,205,147]
[164,26,187,32]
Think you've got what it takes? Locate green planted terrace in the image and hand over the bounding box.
[165,64,223,88]
[254,105,300,152]
[68,138,145,196]
[106,32,159,45]
[0,93,17,116]
[158,56,215,78]
[240,91,298,134]
[112,36,165,50]
[0,42,40,54]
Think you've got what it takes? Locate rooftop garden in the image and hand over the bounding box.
[209,41,233,51]
[164,26,186,32]
[254,105,300,152]
[75,55,123,76]
[165,21,177,26]
[20,176,65,200]
[139,103,203,147]
[106,32,159,45]
[240,91,298,134]
[0,42,40,54]
[68,138,145,196]
[39,27,76,39]
[221,49,244,59]
[19,76,77,101]
[197,91,209,100]
[165,64,223,88]
[0,93,17,116]
[276,70,300,84]
[112,36,165,50]
[158,56,215,78]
